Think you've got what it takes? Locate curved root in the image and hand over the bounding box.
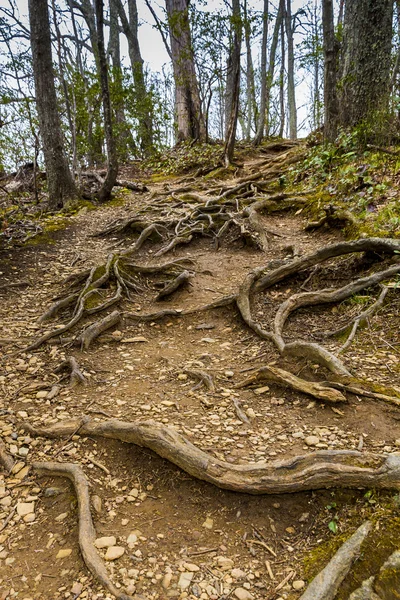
[33,461,133,600]
[24,418,400,494]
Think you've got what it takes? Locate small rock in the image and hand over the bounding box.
[178,572,193,590]
[234,588,253,600]
[254,386,269,395]
[91,494,102,513]
[105,546,125,561]
[216,556,234,570]
[23,513,35,523]
[56,548,72,559]
[36,391,48,399]
[162,573,173,589]
[202,517,213,529]
[55,512,68,522]
[17,502,35,516]
[231,569,246,579]
[71,582,83,595]
[94,536,117,549]
[183,562,200,572]
[44,487,62,497]
[305,436,320,446]
[127,533,138,545]
[292,580,305,590]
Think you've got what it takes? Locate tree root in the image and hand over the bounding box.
[32,461,133,600]
[23,418,400,493]
[0,439,15,472]
[55,356,86,387]
[299,521,372,600]
[236,364,347,403]
[305,205,357,231]
[184,369,215,392]
[77,310,121,350]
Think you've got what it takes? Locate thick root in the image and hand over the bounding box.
[299,521,372,600]
[156,270,192,301]
[23,418,400,494]
[236,364,347,403]
[55,356,86,387]
[33,461,133,600]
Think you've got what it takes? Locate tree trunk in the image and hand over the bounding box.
[243,0,256,141]
[279,6,285,138]
[223,0,242,166]
[254,0,269,145]
[94,0,118,202]
[28,0,77,210]
[338,0,394,131]
[108,0,135,160]
[284,0,297,140]
[165,0,205,143]
[322,0,339,141]
[112,0,153,155]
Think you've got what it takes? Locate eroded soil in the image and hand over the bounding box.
[1,147,400,600]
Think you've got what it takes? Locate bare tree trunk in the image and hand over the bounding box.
[279,6,285,138]
[284,0,297,139]
[254,0,269,145]
[338,0,394,131]
[165,0,205,143]
[223,0,242,166]
[28,0,77,210]
[243,0,256,141]
[94,0,118,202]
[112,0,153,155]
[322,0,339,141]
[108,0,134,160]
[50,0,77,172]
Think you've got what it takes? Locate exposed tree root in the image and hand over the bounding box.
[305,205,357,231]
[77,310,121,350]
[55,356,86,386]
[184,369,215,392]
[0,439,14,472]
[32,461,133,600]
[299,521,372,600]
[322,377,400,408]
[236,364,347,403]
[23,418,400,494]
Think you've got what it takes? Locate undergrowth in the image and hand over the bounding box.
[288,130,400,238]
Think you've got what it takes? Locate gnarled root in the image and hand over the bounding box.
[77,310,121,350]
[0,439,14,472]
[55,356,86,387]
[156,270,192,301]
[299,521,372,600]
[236,364,347,403]
[23,418,400,494]
[32,461,133,600]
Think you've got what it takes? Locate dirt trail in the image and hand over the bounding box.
[1,145,400,600]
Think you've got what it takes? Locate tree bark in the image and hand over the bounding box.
[223,0,242,166]
[322,0,339,141]
[112,0,153,155]
[338,0,394,130]
[28,0,77,210]
[279,4,285,138]
[94,0,118,202]
[165,0,205,143]
[254,0,269,145]
[284,0,297,139]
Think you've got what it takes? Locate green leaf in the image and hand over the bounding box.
[328,520,338,534]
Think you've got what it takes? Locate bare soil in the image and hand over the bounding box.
[1,148,400,600]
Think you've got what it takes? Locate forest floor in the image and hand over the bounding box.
[1,141,400,600]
